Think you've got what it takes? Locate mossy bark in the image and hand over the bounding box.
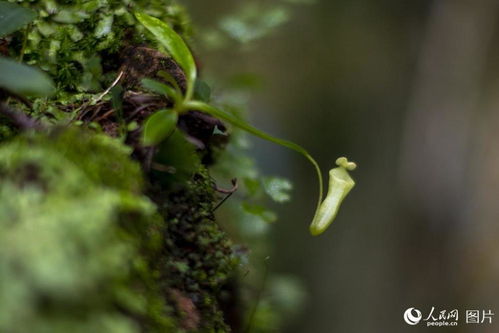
[0,1,249,332]
[0,124,243,333]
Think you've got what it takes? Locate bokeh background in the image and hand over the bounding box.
[184,0,499,331]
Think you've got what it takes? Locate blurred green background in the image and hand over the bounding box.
[184,0,499,331]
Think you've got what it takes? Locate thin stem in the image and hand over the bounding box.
[18,24,31,62]
[185,82,194,102]
[184,100,324,217]
[243,257,270,333]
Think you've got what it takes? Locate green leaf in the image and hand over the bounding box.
[135,12,197,98]
[94,14,113,38]
[242,202,277,223]
[110,85,124,130]
[0,57,55,97]
[220,5,289,44]
[110,85,123,115]
[142,109,178,146]
[244,177,263,197]
[263,177,293,203]
[0,1,37,37]
[157,70,181,93]
[194,80,211,102]
[153,130,201,184]
[52,9,89,24]
[141,78,180,103]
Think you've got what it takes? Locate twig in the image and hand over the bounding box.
[95,69,124,102]
[1,88,33,109]
[213,178,238,211]
[87,104,103,121]
[76,69,124,120]
[126,103,155,121]
[93,108,115,122]
[214,178,238,194]
[151,162,176,173]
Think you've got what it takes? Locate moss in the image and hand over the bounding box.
[8,0,191,93]
[41,128,144,192]
[0,128,175,333]
[150,167,239,332]
[0,122,17,142]
[0,127,247,332]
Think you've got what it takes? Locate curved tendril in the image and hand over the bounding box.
[184,101,324,220]
[305,154,323,219]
